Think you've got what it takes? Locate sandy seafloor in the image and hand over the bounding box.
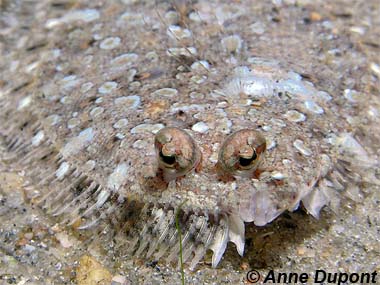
[0,0,379,284]
[1,166,379,285]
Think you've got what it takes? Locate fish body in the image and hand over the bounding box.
[0,0,379,272]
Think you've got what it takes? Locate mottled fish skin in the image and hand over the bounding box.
[0,0,379,270]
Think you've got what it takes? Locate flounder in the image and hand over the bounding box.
[0,0,379,272]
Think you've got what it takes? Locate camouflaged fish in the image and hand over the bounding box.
[0,0,379,271]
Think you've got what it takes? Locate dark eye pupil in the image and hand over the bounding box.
[160,150,176,165]
[239,151,257,167]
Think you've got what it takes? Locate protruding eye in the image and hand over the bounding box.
[154,127,201,182]
[217,129,266,178]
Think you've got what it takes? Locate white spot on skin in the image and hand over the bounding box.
[191,75,207,84]
[284,110,306,122]
[81,82,94,93]
[370,62,380,76]
[31,131,44,146]
[164,10,179,24]
[191,60,210,72]
[132,139,147,149]
[343,89,361,103]
[61,127,95,157]
[107,163,130,191]
[99,37,121,50]
[287,71,302,81]
[145,51,158,62]
[270,118,286,128]
[56,162,70,180]
[60,75,81,91]
[129,81,141,90]
[189,11,205,22]
[277,78,315,99]
[125,69,137,83]
[83,55,93,65]
[46,114,61,126]
[167,47,197,57]
[167,25,192,40]
[170,103,208,113]
[98,81,118,94]
[250,21,266,35]
[117,12,144,26]
[17,96,32,110]
[367,106,379,118]
[131,123,165,134]
[25,61,40,74]
[271,172,286,180]
[45,9,100,29]
[224,74,274,98]
[304,100,324,114]
[349,26,366,35]
[90,107,104,118]
[67,118,80,129]
[221,35,242,53]
[293,139,312,156]
[65,9,100,22]
[93,34,103,41]
[209,151,219,164]
[192,122,209,133]
[60,96,71,104]
[95,97,103,104]
[113,118,129,129]
[216,101,228,108]
[121,0,140,5]
[111,53,138,67]
[114,95,141,109]
[84,160,96,172]
[215,117,232,134]
[151,88,178,98]
[115,133,125,140]
[10,60,20,72]
[316,91,332,102]
[215,5,244,25]
[248,57,279,67]
[189,93,205,101]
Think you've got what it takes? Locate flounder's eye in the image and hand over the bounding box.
[218,129,266,178]
[154,127,201,182]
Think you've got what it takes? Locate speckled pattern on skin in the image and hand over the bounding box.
[0,0,380,284]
